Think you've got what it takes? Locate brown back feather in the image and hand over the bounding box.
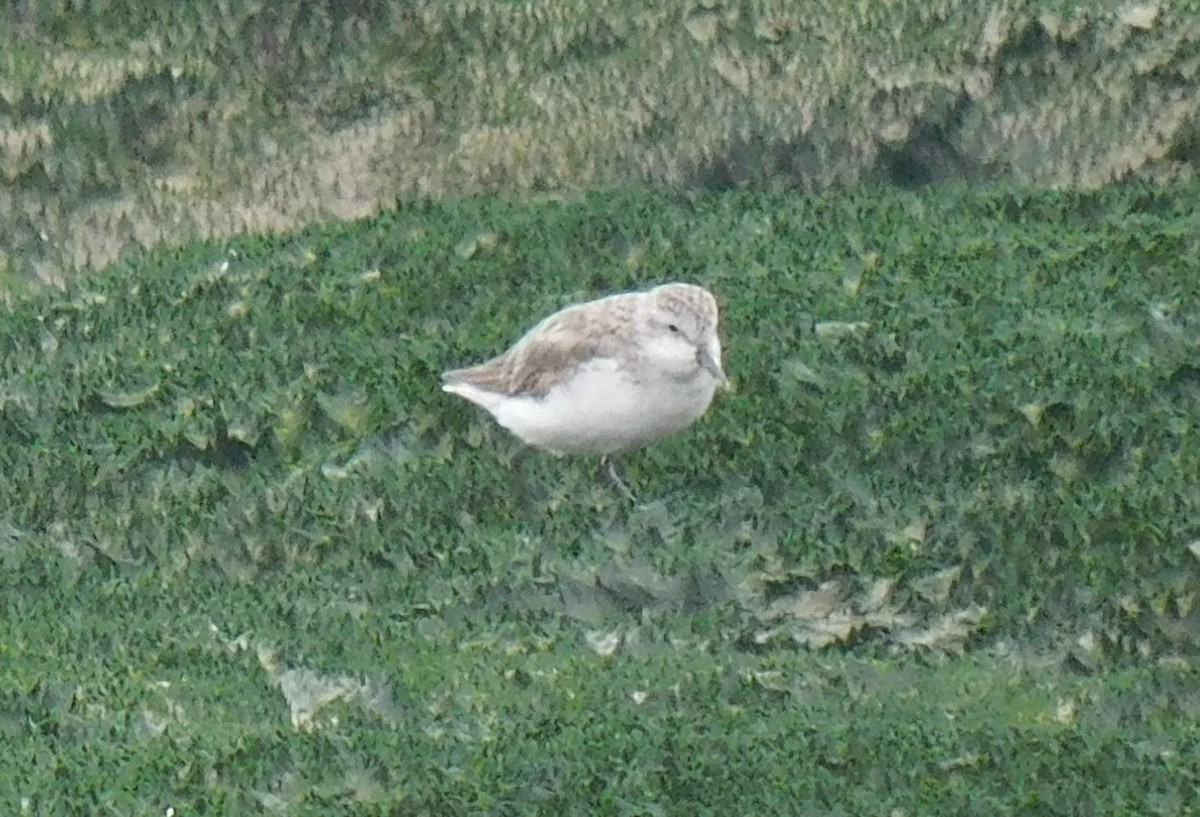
[443,300,632,397]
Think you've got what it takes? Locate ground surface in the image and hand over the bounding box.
[2,184,1198,813]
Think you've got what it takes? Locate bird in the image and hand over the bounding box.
[442,282,727,500]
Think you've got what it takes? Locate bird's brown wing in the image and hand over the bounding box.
[443,306,625,398]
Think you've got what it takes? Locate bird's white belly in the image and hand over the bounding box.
[490,358,718,454]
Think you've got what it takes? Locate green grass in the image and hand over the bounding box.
[2,183,1199,812]
[6,572,1199,813]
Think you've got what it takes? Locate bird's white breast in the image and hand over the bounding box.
[468,357,719,454]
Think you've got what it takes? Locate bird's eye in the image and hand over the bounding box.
[667,324,679,333]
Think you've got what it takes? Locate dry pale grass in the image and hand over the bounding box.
[1,0,1197,284]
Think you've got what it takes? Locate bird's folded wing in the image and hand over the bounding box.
[443,309,621,398]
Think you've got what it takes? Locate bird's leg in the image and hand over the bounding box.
[600,455,637,502]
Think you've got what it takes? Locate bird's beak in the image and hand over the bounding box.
[698,342,728,390]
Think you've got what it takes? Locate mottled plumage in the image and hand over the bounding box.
[443,299,636,398]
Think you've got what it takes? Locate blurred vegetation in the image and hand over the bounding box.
[2,184,1199,811]
[1,0,1199,284]
[3,0,1199,809]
